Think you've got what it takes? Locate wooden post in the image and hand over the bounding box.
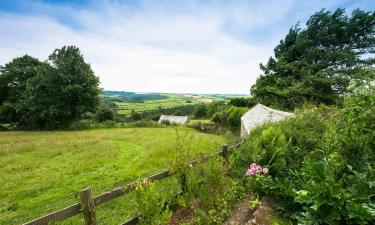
[80,188,97,225]
[180,173,187,194]
[222,144,228,163]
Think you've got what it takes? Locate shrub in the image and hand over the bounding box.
[226,106,248,132]
[96,108,115,122]
[193,104,207,118]
[231,86,375,224]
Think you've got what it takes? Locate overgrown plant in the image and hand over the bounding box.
[169,128,194,193]
[231,85,375,224]
[134,179,172,225]
[179,158,246,225]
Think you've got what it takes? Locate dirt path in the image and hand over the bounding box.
[222,196,256,225]
[223,196,276,225]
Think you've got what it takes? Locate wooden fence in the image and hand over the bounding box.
[22,141,242,225]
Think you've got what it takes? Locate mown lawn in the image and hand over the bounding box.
[0,127,226,224]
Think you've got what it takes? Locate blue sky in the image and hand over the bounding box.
[1,0,374,94]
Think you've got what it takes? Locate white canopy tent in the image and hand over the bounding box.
[158,115,188,124]
[240,104,294,138]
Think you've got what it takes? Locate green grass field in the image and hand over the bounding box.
[0,127,226,224]
[113,93,223,115]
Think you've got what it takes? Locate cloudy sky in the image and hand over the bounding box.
[1,0,374,94]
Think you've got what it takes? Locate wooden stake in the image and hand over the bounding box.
[222,144,228,163]
[80,188,97,225]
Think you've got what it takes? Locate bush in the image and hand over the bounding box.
[193,104,207,118]
[70,119,96,130]
[96,108,115,122]
[226,106,250,132]
[231,86,375,224]
[228,97,257,108]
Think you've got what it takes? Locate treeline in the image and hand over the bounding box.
[0,46,100,129]
[102,91,168,103]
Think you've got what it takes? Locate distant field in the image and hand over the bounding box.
[103,91,226,115]
[0,127,226,224]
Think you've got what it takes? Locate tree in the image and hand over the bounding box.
[228,97,257,108]
[193,104,207,118]
[251,8,375,110]
[0,46,100,129]
[173,110,183,116]
[0,55,43,126]
[96,108,115,122]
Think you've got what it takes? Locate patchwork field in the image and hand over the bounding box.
[0,127,226,224]
[103,91,226,115]
[116,95,200,115]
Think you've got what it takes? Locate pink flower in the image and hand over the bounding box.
[246,163,269,177]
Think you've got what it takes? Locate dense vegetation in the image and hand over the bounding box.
[0,46,100,129]
[231,83,375,224]
[251,8,375,110]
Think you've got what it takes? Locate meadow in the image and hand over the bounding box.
[0,127,226,224]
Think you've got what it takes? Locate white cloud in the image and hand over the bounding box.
[2,0,360,94]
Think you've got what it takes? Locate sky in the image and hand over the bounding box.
[0,0,374,94]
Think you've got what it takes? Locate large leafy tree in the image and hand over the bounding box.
[0,46,100,129]
[251,8,375,110]
[0,55,43,126]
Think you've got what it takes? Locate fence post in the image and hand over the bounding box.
[222,144,228,163]
[80,188,97,225]
[180,173,187,194]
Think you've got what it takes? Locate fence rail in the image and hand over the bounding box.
[22,141,242,225]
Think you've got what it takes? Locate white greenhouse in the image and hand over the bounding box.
[240,104,294,138]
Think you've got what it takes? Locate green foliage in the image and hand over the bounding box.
[174,110,183,116]
[182,158,245,225]
[248,198,260,209]
[228,97,257,108]
[251,8,375,110]
[226,106,250,132]
[96,108,115,122]
[210,106,248,133]
[203,101,226,118]
[232,85,375,224]
[193,104,208,118]
[102,91,168,103]
[135,180,172,225]
[231,105,329,177]
[0,55,43,126]
[0,46,100,129]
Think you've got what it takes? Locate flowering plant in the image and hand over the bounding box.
[246,163,268,177]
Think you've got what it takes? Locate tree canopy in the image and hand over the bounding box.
[251,8,375,110]
[0,46,100,129]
